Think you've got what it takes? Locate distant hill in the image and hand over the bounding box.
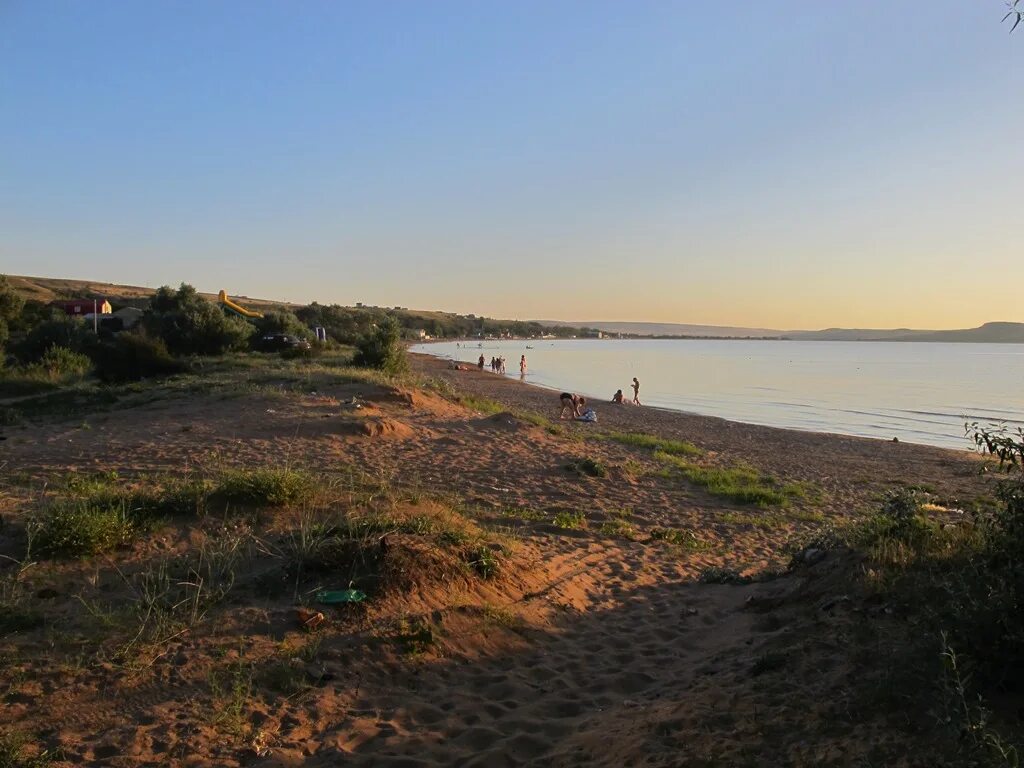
[552,319,1024,343]
[542,320,783,338]
[6,275,294,311]
[9,276,1023,343]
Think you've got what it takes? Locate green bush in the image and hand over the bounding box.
[143,283,254,356]
[31,346,92,380]
[91,333,186,382]
[253,310,314,342]
[353,317,407,375]
[13,316,98,363]
[0,275,25,355]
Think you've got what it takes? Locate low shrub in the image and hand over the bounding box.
[31,346,92,380]
[13,316,98,363]
[91,333,186,383]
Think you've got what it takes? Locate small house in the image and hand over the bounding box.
[55,299,112,316]
[112,306,144,329]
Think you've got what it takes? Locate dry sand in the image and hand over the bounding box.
[0,353,992,766]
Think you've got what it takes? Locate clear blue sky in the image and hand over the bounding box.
[2,1,1021,329]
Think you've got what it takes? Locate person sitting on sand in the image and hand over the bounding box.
[559,392,585,419]
[632,377,641,406]
[611,389,625,404]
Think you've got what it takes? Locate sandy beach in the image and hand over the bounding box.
[0,352,992,766]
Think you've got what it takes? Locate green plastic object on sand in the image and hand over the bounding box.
[316,589,366,604]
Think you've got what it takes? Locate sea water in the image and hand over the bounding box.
[412,339,1024,450]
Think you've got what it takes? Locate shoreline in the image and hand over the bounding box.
[411,352,981,504]
[410,347,982,454]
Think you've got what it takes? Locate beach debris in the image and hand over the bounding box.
[296,607,325,630]
[792,547,827,566]
[316,589,367,605]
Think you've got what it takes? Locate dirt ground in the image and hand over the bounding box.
[0,353,994,766]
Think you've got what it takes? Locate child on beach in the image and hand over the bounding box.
[611,389,625,404]
[520,355,527,376]
[632,377,641,406]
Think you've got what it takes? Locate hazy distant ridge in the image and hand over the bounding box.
[549,320,1024,343]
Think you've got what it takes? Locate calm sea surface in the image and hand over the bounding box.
[413,339,1024,450]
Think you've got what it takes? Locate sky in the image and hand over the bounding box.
[1,1,1021,330]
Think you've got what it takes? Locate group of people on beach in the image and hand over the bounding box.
[559,378,640,420]
[612,378,641,406]
[485,356,507,374]
[478,354,528,377]
[470,348,640,420]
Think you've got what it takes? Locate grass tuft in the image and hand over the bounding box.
[213,468,315,508]
[606,431,703,457]
[565,457,608,478]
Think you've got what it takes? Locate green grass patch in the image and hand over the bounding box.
[213,468,315,508]
[552,510,587,530]
[565,457,608,478]
[606,431,703,457]
[0,730,61,767]
[33,498,140,558]
[599,519,637,539]
[459,395,505,415]
[653,452,806,508]
[650,526,708,550]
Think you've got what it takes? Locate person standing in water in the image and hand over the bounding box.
[478,354,485,370]
[632,377,641,405]
[520,355,527,376]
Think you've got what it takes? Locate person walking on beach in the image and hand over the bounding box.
[478,354,485,370]
[631,377,641,405]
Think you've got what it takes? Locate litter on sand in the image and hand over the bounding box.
[316,589,367,604]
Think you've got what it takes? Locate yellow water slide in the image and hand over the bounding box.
[218,290,264,319]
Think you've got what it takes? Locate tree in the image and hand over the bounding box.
[353,317,408,375]
[1005,0,1022,32]
[253,310,314,342]
[143,283,254,356]
[0,275,26,353]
